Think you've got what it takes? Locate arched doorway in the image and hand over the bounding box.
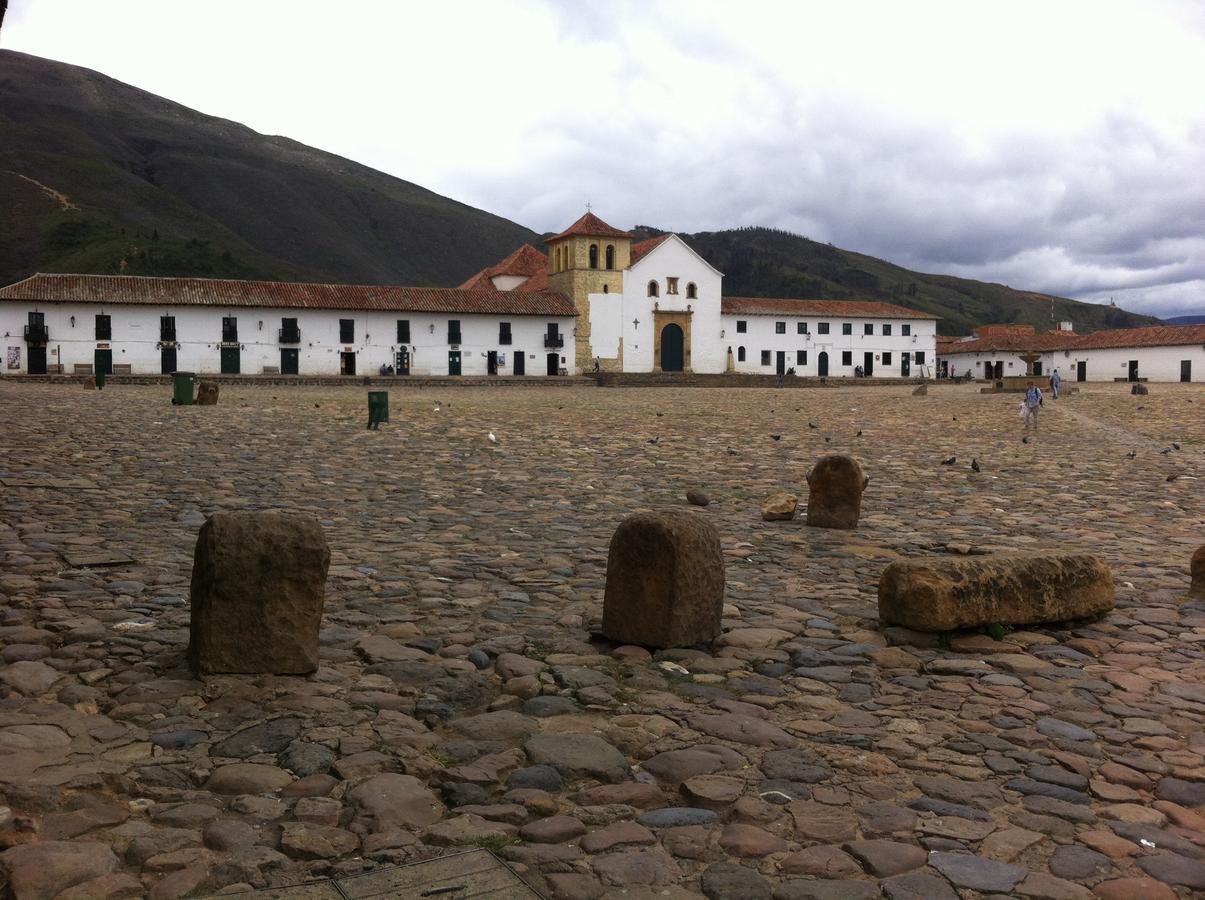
[818,351,829,377]
[660,323,684,372]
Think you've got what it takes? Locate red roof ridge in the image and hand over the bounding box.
[721,297,934,319]
[630,234,673,265]
[546,212,631,242]
[457,243,547,290]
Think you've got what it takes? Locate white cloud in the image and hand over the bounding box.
[3,0,1204,317]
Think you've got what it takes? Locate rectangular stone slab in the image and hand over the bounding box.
[878,552,1114,632]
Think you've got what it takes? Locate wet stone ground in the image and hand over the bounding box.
[0,380,1202,900]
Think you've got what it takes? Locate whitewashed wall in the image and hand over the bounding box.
[617,237,724,373]
[725,316,937,377]
[0,302,575,376]
[942,345,1203,382]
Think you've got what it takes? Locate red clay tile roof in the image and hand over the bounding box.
[721,297,934,319]
[0,273,577,317]
[546,212,631,242]
[1070,324,1205,350]
[457,243,548,289]
[938,330,1081,355]
[630,234,672,265]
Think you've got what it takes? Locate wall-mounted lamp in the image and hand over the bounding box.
[720,329,725,339]
[70,315,76,327]
[258,320,263,330]
[429,324,435,334]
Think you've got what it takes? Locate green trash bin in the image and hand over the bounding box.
[172,372,198,405]
[367,391,389,430]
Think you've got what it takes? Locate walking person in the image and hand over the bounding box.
[1022,383,1043,434]
[1050,368,1061,400]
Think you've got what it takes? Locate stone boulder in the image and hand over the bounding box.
[912,384,928,396]
[0,841,118,899]
[1131,383,1148,395]
[188,511,330,675]
[761,492,798,521]
[805,455,869,529]
[81,376,96,390]
[878,552,1114,632]
[601,510,724,649]
[197,382,219,405]
[1191,545,1205,596]
[347,773,444,833]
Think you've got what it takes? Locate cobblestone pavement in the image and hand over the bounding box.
[0,381,1202,899]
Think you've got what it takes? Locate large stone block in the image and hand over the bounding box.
[188,511,330,674]
[601,510,724,649]
[878,552,1114,632]
[1192,546,1205,596]
[805,455,868,529]
[197,382,219,405]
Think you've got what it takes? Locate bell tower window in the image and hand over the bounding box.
[605,244,615,269]
[647,280,659,298]
[589,244,599,269]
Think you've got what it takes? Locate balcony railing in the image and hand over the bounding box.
[544,334,564,348]
[160,330,177,342]
[24,324,49,343]
[278,327,301,344]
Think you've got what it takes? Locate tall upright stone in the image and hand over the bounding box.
[805,455,868,529]
[189,511,330,675]
[1191,545,1205,596]
[601,510,724,649]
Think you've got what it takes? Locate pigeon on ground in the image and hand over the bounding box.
[856,430,863,437]
[647,437,659,445]
[971,459,981,473]
[1022,436,1029,444]
[1161,448,1172,455]
[488,432,497,444]
[941,456,956,465]
[771,434,782,441]
[1126,450,1137,459]
[1167,473,1180,482]
[1173,442,1181,450]
[727,448,737,455]
[808,421,819,429]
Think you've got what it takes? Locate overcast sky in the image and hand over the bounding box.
[4,0,1204,318]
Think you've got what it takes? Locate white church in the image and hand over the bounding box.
[0,211,938,378]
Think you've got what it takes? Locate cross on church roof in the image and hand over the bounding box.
[585,201,592,212]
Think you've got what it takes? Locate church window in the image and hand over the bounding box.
[842,351,852,365]
[883,323,892,336]
[863,323,872,335]
[818,322,830,335]
[797,350,807,365]
[605,245,615,269]
[882,352,892,365]
[902,324,911,336]
[775,321,786,334]
[647,280,659,297]
[738,346,746,362]
[589,244,599,269]
[686,282,697,299]
[666,277,679,294]
[736,320,747,333]
[797,322,808,334]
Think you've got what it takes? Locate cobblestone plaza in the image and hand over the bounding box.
[1,381,1202,898]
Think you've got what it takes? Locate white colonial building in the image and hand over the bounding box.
[461,213,939,377]
[0,275,577,377]
[939,322,1205,383]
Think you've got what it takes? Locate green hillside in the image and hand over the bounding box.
[635,227,1160,335]
[0,50,541,287]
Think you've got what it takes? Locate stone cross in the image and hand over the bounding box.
[1020,350,1041,376]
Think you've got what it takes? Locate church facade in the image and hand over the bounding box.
[463,212,939,377]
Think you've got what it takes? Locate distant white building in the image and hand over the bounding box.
[938,322,1205,383]
[0,275,577,377]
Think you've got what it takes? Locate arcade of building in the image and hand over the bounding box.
[1,213,1199,381]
